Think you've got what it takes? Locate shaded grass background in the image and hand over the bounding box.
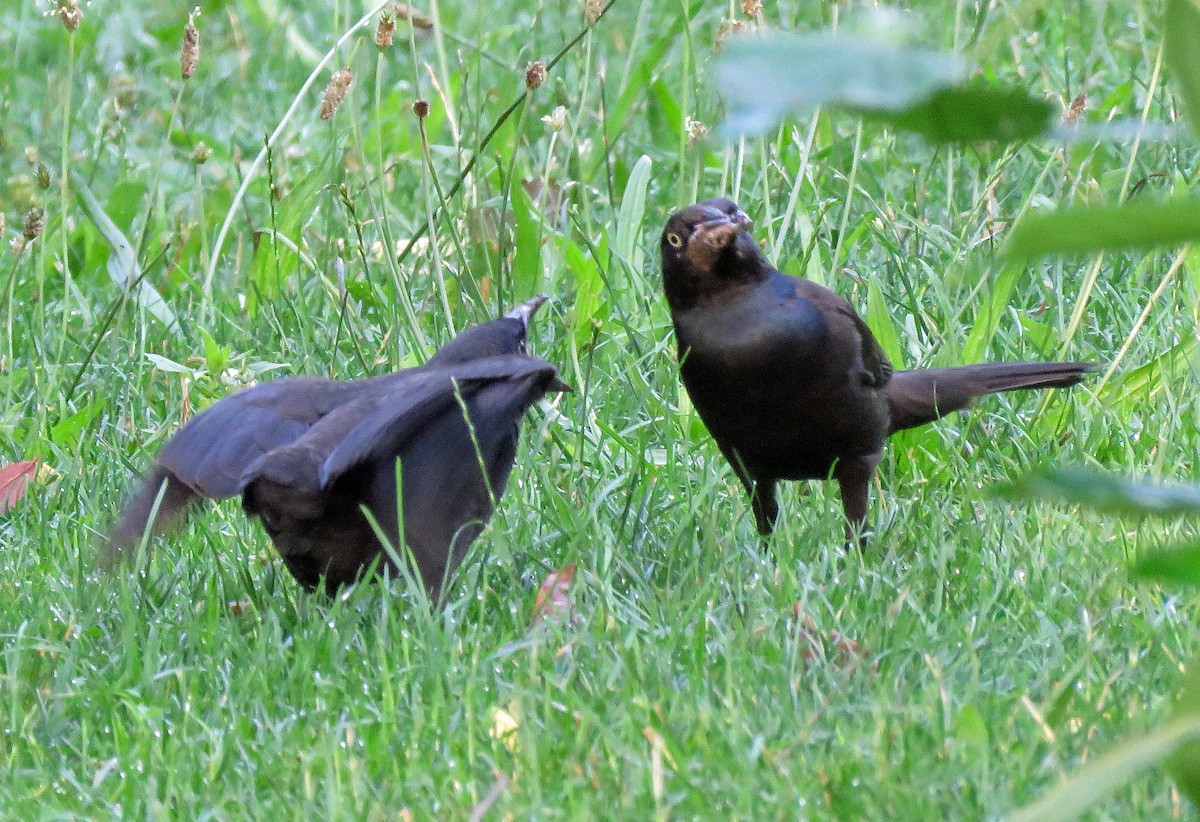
[1,0,1198,817]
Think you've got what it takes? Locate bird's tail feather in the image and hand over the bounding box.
[103,465,197,565]
[885,361,1095,434]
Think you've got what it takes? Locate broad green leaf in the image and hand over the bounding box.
[1004,200,1200,259]
[717,32,963,135]
[1099,336,1198,409]
[997,466,1200,517]
[961,260,1021,363]
[199,328,231,376]
[1009,715,1200,822]
[72,172,178,332]
[1164,0,1200,140]
[510,182,543,298]
[145,353,195,375]
[865,278,903,366]
[1133,542,1200,586]
[877,83,1053,145]
[615,155,653,275]
[558,233,606,349]
[49,400,106,449]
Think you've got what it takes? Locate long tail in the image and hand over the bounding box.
[104,465,198,564]
[885,361,1095,434]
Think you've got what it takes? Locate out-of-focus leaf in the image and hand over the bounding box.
[1164,0,1200,140]
[876,83,1053,144]
[717,32,964,135]
[996,465,1200,517]
[1004,200,1200,259]
[0,460,38,513]
[1133,542,1200,586]
[1169,658,1200,806]
[1009,715,1200,822]
[72,172,178,332]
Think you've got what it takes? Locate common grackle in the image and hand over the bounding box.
[110,297,564,597]
[239,354,565,598]
[660,198,1094,542]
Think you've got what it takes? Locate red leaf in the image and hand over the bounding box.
[0,459,38,513]
[530,563,576,627]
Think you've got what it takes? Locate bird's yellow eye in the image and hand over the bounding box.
[667,232,683,248]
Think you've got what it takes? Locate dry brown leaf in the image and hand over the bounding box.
[0,459,38,512]
[792,606,874,672]
[530,563,576,627]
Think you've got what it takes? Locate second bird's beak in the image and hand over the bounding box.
[687,210,753,273]
[506,294,549,330]
[506,294,572,393]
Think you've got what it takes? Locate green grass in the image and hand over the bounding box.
[1,0,1198,817]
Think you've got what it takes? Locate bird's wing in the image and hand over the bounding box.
[157,376,367,498]
[788,277,894,387]
[316,355,560,489]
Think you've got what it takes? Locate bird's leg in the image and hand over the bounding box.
[750,480,779,537]
[834,453,881,549]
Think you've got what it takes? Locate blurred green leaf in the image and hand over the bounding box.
[997,466,1200,517]
[1133,542,1200,586]
[876,83,1053,144]
[1164,0,1200,140]
[1004,200,1200,258]
[717,32,963,135]
[1169,660,1200,806]
[1010,715,1200,822]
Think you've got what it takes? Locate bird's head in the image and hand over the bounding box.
[427,295,549,365]
[660,199,760,308]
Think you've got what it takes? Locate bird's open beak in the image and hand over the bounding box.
[505,294,549,329]
[687,210,753,272]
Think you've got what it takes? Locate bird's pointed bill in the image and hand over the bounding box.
[687,210,752,273]
[506,294,549,328]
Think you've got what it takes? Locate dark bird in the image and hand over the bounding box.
[110,297,565,598]
[660,198,1094,542]
[239,354,564,598]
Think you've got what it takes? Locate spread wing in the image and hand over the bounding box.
[158,376,370,498]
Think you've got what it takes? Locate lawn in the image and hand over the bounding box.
[1,0,1197,818]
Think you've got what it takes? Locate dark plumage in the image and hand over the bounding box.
[110,297,565,598]
[660,198,1094,541]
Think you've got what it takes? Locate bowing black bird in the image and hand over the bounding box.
[110,296,564,598]
[660,198,1094,542]
[239,354,564,598]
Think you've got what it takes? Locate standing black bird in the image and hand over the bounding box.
[110,296,564,597]
[660,198,1094,541]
